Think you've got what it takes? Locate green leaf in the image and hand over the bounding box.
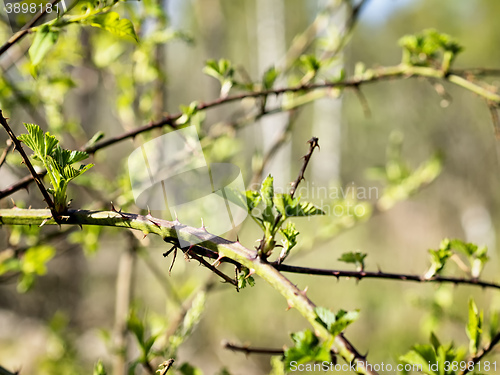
[314,307,359,336]
[399,344,437,375]
[450,239,489,278]
[84,131,105,148]
[399,333,466,375]
[260,175,274,209]
[279,222,299,261]
[17,245,55,293]
[260,175,275,224]
[270,356,286,375]
[176,101,199,125]
[237,267,256,289]
[466,299,483,355]
[170,291,206,354]
[203,59,234,81]
[93,360,107,375]
[21,245,55,276]
[283,330,331,371]
[18,123,59,160]
[245,190,262,212]
[127,311,145,344]
[274,194,325,217]
[263,66,278,90]
[489,311,499,343]
[429,332,441,353]
[299,55,321,73]
[216,368,231,375]
[178,363,203,375]
[85,12,138,42]
[424,239,453,279]
[338,251,367,271]
[29,25,59,67]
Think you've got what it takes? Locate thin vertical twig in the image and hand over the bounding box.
[0,110,55,211]
[158,359,174,375]
[289,137,320,198]
[0,140,13,168]
[257,137,320,258]
[112,231,137,375]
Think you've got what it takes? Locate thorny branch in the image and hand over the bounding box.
[275,264,500,291]
[0,208,379,375]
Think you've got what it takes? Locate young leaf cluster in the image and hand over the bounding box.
[399,28,463,71]
[239,175,325,259]
[399,333,466,375]
[338,251,367,272]
[424,239,489,279]
[18,123,93,213]
[283,330,332,371]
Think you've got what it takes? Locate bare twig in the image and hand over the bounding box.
[324,0,369,59]
[0,110,54,211]
[0,140,13,168]
[353,85,371,118]
[139,249,183,306]
[290,137,320,198]
[275,263,500,291]
[461,331,500,375]
[222,340,337,361]
[158,359,175,375]
[488,103,500,140]
[222,340,286,356]
[183,249,237,287]
[112,231,137,375]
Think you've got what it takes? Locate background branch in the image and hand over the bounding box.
[2,63,500,200]
[275,264,500,291]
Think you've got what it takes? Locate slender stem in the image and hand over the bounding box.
[0,110,55,211]
[158,359,174,375]
[289,137,320,198]
[0,140,13,168]
[222,340,339,360]
[0,208,378,375]
[275,264,500,291]
[222,341,286,356]
[112,232,137,375]
[183,249,237,287]
[461,331,500,375]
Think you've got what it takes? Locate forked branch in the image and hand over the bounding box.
[0,208,378,375]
